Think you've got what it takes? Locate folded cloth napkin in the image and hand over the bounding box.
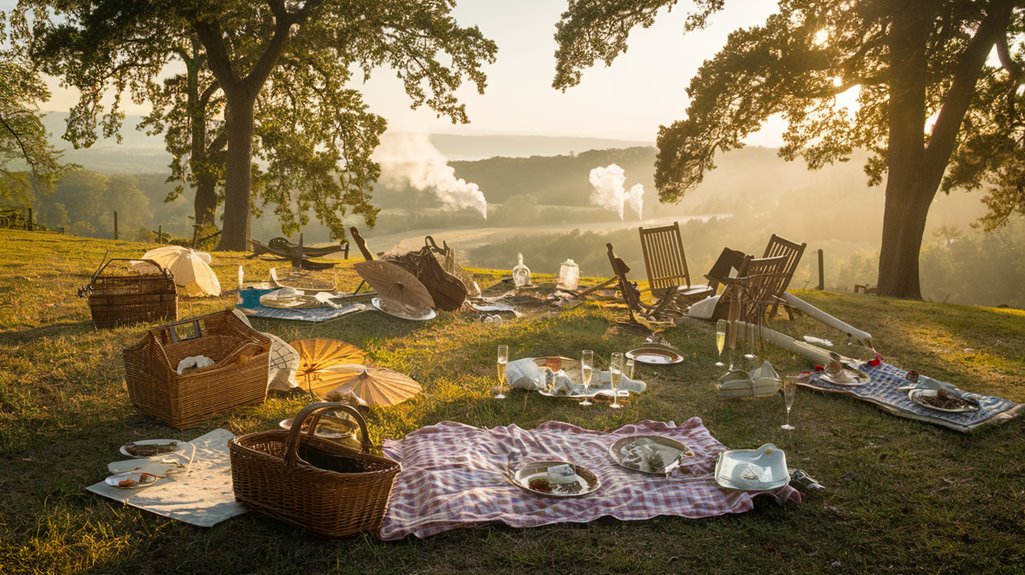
[506,358,646,393]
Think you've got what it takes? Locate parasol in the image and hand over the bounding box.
[289,338,366,397]
[319,365,422,406]
[135,246,221,297]
[354,260,434,313]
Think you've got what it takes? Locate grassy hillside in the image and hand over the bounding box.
[1,229,1024,574]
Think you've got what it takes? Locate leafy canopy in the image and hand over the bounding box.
[553,0,1025,229]
[24,0,498,239]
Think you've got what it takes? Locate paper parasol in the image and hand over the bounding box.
[354,260,434,313]
[289,338,366,397]
[319,365,422,406]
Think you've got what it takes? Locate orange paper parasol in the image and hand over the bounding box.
[319,365,422,406]
[354,260,434,313]
[289,338,366,397]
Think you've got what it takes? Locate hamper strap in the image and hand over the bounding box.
[283,403,371,468]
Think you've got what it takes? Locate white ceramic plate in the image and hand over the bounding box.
[609,435,696,475]
[908,388,980,413]
[626,346,683,365]
[105,470,160,489]
[119,439,183,459]
[715,443,790,491]
[506,460,600,498]
[819,367,871,386]
[371,297,437,321]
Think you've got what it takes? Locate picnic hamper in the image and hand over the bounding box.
[82,258,177,328]
[123,309,271,428]
[229,402,401,538]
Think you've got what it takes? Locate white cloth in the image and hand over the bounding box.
[86,429,246,527]
[176,355,215,374]
[687,295,719,320]
[506,358,646,393]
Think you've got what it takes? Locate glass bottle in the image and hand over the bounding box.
[512,253,531,288]
[558,258,579,291]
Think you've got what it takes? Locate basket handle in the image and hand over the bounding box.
[92,258,170,281]
[283,403,372,468]
[160,318,204,344]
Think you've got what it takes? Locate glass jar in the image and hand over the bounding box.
[512,253,531,288]
[557,258,579,291]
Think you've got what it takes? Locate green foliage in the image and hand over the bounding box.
[25,0,499,249]
[0,12,65,204]
[553,0,1025,298]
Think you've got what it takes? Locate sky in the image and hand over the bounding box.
[18,0,784,145]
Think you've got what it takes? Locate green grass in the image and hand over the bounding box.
[1,228,1024,574]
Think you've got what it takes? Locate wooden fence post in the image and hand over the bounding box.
[817,249,825,290]
[113,211,119,240]
[26,208,33,231]
[158,225,162,243]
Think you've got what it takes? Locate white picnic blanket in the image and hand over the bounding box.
[86,429,246,527]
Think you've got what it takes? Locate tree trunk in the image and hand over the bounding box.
[217,96,255,251]
[193,174,218,226]
[876,180,934,298]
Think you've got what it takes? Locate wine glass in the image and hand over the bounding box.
[609,352,624,409]
[579,350,594,406]
[714,319,728,367]
[781,374,799,430]
[494,345,509,399]
[743,320,757,366]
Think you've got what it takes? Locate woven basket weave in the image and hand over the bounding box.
[122,309,271,428]
[229,403,400,538]
[85,258,177,329]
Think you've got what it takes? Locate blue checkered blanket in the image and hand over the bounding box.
[236,288,367,323]
[805,362,1022,432]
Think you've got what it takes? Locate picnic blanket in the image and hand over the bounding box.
[236,288,367,322]
[86,429,247,527]
[380,418,801,541]
[804,362,1024,433]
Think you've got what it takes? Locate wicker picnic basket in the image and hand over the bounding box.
[83,258,177,328]
[229,403,401,539]
[123,309,271,428]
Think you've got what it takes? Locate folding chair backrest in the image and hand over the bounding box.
[639,221,693,297]
[606,243,643,321]
[761,234,807,314]
[734,255,790,323]
[349,227,374,261]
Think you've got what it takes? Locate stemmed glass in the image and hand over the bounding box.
[494,345,508,399]
[609,352,624,409]
[579,350,594,406]
[781,374,799,430]
[715,319,728,367]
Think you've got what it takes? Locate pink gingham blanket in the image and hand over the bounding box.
[380,418,801,540]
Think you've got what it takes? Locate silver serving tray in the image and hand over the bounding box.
[506,460,600,498]
[715,443,790,491]
[608,435,695,475]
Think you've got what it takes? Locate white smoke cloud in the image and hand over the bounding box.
[588,163,644,221]
[374,132,488,220]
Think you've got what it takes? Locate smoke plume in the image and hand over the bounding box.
[374,132,488,220]
[588,163,644,220]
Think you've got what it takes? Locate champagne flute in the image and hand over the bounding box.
[495,345,509,399]
[715,319,728,367]
[579,350,594,406]
[609,352,624,409]
[781,374,799,430]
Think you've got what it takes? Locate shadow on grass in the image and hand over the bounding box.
[0,320,98,345]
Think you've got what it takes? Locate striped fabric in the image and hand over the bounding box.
[805,362,1022,432]
[380,418,801,541]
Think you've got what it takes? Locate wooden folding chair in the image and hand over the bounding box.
[606,243,680,327]
[639,221,714,305]
[760,234,807,319]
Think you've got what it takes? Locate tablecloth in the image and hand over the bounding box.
[380,418,800,540]
[804,361,1023,432]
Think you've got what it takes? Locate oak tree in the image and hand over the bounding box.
[28,0,497,250]
[554,0,1025,298]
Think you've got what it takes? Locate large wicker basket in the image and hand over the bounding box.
[123,310,271,428]
[229,403,401,539]
[84,258,177,328]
